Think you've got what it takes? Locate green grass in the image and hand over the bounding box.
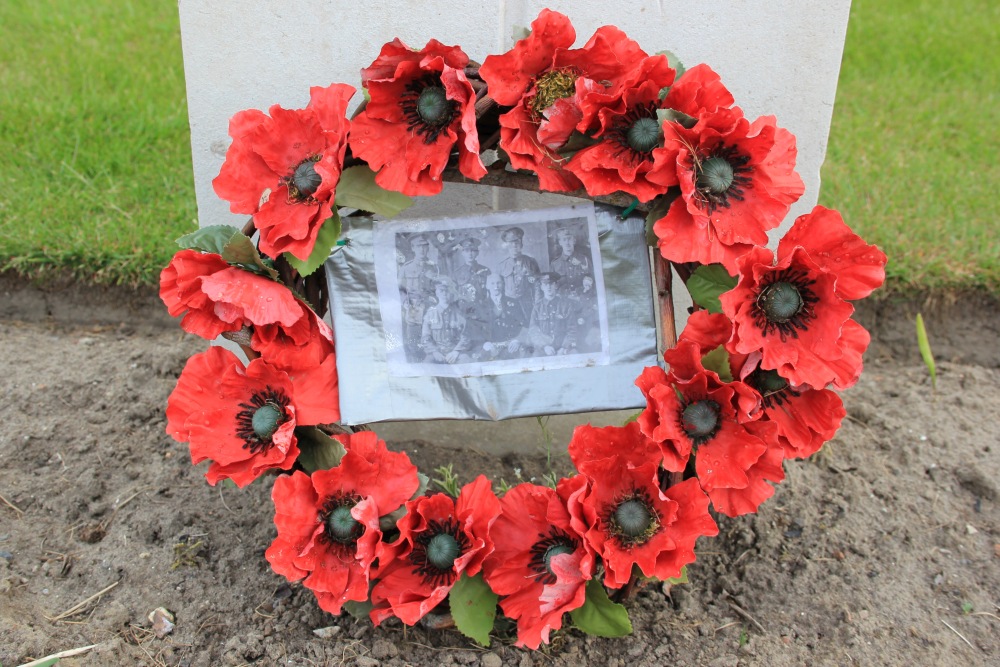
[819,0,1000,292]
[0,0,196,285]
[0,0,996,291]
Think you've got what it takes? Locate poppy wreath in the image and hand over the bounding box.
[161,8,887,650]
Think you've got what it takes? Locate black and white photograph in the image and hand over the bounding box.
[373,206,610,378]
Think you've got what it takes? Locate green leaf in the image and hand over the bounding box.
[656,107,697,129]
[915,313,936,390]
[622,410,642,426]
[657,49,687,80]
[511,24,530,42]
[335,166,413,218]
[701,346,734,382]
[220,232,279,279]
[295,427,347,473]
[644,192,677,247]
[449,573,498,646]
[569,579,633,638]
[665,565,688,586]
[176,225,243,255]
[343,598,375,620]
[687,264,737,313]
[283,213,342,277]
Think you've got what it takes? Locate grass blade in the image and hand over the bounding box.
[915,313,936,390]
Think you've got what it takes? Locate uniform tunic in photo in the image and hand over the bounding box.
[529,295,579,352]
[420,302,470,358]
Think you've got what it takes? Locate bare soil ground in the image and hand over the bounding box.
[1,275,998,666]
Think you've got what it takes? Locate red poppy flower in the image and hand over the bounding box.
[661,64,735,119]
[251,307,340,425]
[212,83,355,261]
[677,310,845,460]
[720,206,887,390]
[479,9,648,193]
[568,421,662,477]
[696,419,784,517]
[635,351,784,517]
[653,108,805,273]
[160,250,308,341]
[742,364,846,459]
[482,481,595,649]
[578,460,717,588]
[564,55,678,201]
[159,249,238,340]
[369,475,501,626]
[265,432,420,615]
[348,39,486,197]
[160,251,340,424]
[166,347,300,487]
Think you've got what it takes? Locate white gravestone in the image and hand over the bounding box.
[177,0,851,449]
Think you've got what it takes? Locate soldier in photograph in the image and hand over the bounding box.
[498,226,540,321]
[477,272,527,359]
[528,271,579,356]
[421,277,471,364]
[451,236,491,302]
[574,273,601,353]
[399,233,438,298]
[400,287,427,362]
[550,224,591,297]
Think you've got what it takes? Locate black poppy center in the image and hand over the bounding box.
[417,86,450,125]
[401,75,458,145]
[693,145,752,214]
[543,544,575,572]
[755,368,789,394]
[291,159,322,198]
[758,281,803,323]
[697,157,734,194]
[682,400,721,443]
[614,499,652,538]
[627,117,662,153]
[748,367,795,409]
[751,268,820,341]
[531,68,577,115]
[235,388,290,455]
[426,533,460,570]
[326,505,362,544]
[410,518,469,587]
[528,528,578,585]
[605,491,660,547]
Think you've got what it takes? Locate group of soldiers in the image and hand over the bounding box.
[398,225,600,364]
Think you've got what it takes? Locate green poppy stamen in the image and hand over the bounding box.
[291,159,322,197]
[697,157,735,195]
[251,403,283,440]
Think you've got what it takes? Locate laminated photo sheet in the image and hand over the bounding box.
[373,204,609,378]
[325,203,659,423]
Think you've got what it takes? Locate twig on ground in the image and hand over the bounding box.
[218,485,238,515]
[100,488,145,531]
[0,491,25,517]
[714,621,742,634]
[970,612,1000,623]
[45,580,120,621]
[723,593,767,634]
[940,619,975,649]
[18,644,98,666]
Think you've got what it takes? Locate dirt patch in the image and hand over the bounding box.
[1,283,998,666]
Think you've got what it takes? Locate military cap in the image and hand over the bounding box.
[500,227,525,242]
[458,236,481,250]
[554,225,577,240]
[539,271,561,284]
[408,233,430,248]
